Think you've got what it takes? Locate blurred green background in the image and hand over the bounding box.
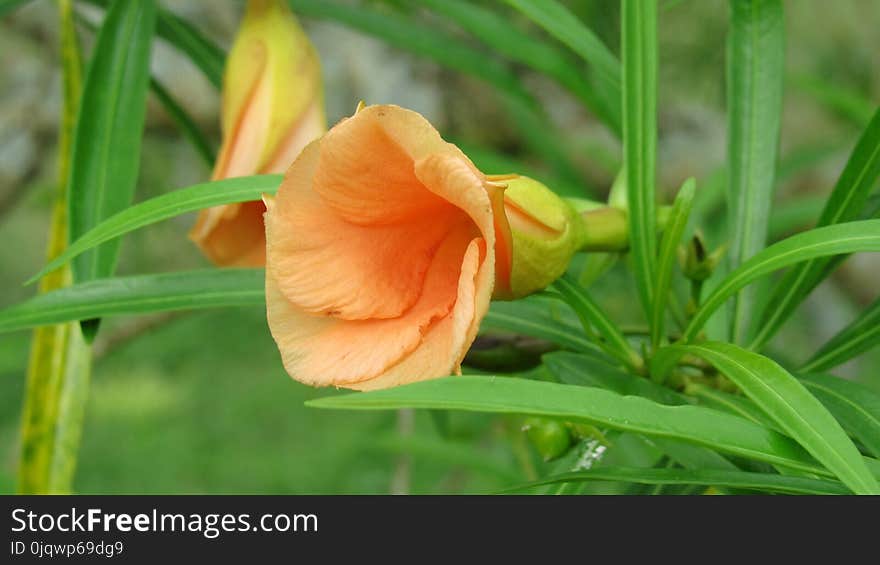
[1,0,878,493]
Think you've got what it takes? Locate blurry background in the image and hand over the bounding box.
[1,0,878,493]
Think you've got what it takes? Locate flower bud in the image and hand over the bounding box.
[493,175,587,300]
[522,417,573,461]
[189,0,326,267]
[680,232,725,282]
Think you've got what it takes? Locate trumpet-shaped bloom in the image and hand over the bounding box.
[190,0,325,266]
[265,105,499,390]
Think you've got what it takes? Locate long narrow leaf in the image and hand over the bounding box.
[503,0,621,97]
[725,0,785,342]
[683,220,880,342]
[800,298,880,372]
[29,175,281,284]
[544,351,689,406]
[82,0,225,88]
[149,78,216,167]
[621,0,658,320]
[751,106,880,348]
[418,0,619,133]
[651,178,695,349]
[68,0,156,284]
[552,276,640,370]
[482,298,597,354]
[652,342,879,494]
[0,270,264,333]
[73,8,217,169]
[505,467,848,495]
[686,383,780,432]
[798,373,880,458]
[308,376,830,476]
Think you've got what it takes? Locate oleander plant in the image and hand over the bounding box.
[2,0,879,495]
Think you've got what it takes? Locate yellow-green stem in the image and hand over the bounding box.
[17,0,93,494]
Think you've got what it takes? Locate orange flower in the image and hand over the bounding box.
[190,0,325,267]
[264,105,501,390]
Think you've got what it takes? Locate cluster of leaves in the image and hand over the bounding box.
[2,0,880,494]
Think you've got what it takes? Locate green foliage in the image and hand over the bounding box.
[724,0,785,342]
[621,0,658,322]
[0,270,264,334]
[653,343,878,494]
[507,467,849,495]
[4,0,879,495]
[67,0,156,287]
[751,107,880,349]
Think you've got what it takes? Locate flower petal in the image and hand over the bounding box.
[189,200,267,267]
[348,238,488,391]
[268,141,468,320]
[312,105,457,226]
[266,224,481,387]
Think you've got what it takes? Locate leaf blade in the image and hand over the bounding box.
[308,376,829,476]
[798,373,880,459]
[751,106,880,348]
[68,0,157,284]
[621,0,659,320]
[505,467,849,495]
[800,298,880,372]
[651,178,695,349]
[552,276,640,371]
[503,0,621,96]
[683,220,880,342]
[725,0,785,341]
[0,270,265,333]
[29,175,282,284]
[652,342,879,494]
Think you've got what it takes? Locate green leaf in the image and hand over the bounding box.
[482,297,598,355]
[767,196,825,240]
[503,0,621,98]
[417,0,619,133]
[149,78,216,167]
[621,0,658,321]
[543,351,689,406]
[288,0,584,190]
[74,11,216,169]
[686,383,781,432]
[83,0,226,89]
[68,0,156,284]
[751,106,880,349]
[682,220,880,342]
[308,376,832,476]
[29,175,282,284]
[651,178,695,349]
[798,373,880,459]
[800,298,880,372]
[552,276,640,371]
[505,467,848,495]
[725,0,785,342]
[652,342,879,494]
[0,270,264,334]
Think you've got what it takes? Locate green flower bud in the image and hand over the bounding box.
[493,176,587,299]
[522,417,573,461]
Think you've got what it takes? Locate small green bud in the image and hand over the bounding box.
[680,232,725,282]
[522,417,573,461]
